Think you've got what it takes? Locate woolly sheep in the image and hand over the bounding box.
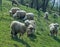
[49,23,59,36]
[10,21,26,38]
[13,10,26,20]
[23,13,34,20]
[9,7,20,16]
[24,20,36,36]
[44,12,49,20]
[53,13,59,18]
[24,20,36,28]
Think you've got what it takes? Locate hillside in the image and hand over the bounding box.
[0,0,60,47]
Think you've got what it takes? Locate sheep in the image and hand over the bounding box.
[53,13,59,18]
[23,13,34,20]
[44,12,49,20]
[24,20,36,36]
[12,0,19,6]
[49,23,59,37]
[10,20,35,38]
[9,7,20,16]
[24,20,36,28]
[13,10,26,20]
[10,21,26,38]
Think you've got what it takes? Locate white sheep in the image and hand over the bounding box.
[13,10,26,20]
[49,23,59,36]
[23,13,34,20]
[24,20,36,36]
[10,21,26,38]
[53,13,59,18]
[44,12,49,20]
[9,7,20,16]
[24,20,36,28]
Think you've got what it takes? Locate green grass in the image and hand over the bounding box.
[0,0,60,47]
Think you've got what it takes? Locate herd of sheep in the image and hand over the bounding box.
[9,7,35,38]
[9,1,59,38]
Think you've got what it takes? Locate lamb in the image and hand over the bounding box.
[49,23,59,36]
[10,21,35,38]
[9,7,20,16]
[13,10,26,20]
[12,0,19,6]
[44,12,49,20]
[23,13,34,20]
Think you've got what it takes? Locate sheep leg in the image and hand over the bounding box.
[19,32,23,38]
[19,33,23,40]
[55,31,58,37]
[50,31,53,36]
[11,30,14,38]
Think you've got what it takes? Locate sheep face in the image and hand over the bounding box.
[54,23,59,30]
[49,23,59,36]
[27,25,35,36]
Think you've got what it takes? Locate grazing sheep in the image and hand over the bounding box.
[10,21,26,38]
[12,0,19,6]
[9,7,20,16]
[24,20,36,36]
[13,10,26,20]
[49,23,59,36]
[44,12,49,20]
[24,20,36,28]
[23,13,34,20]
[53,13,59,18]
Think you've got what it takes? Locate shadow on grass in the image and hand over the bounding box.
[28,34,37,42]
[53,36,60,43]
[12,37,31,47]
[36,32,41,35]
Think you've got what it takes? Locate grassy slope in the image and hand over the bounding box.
[0,0,60,47]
